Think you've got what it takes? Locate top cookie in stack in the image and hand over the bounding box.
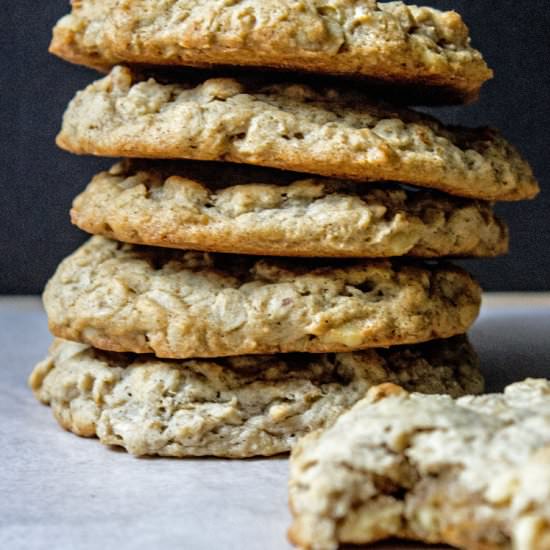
[50,0,493,103]
[31,1,538,458]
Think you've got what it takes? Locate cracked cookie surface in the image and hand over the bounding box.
[29,336,483,457]
[49,0,492,104]
[72,160,509,258]
[289,380,550,550]
[43,237,481,358]
[57,67,538,201]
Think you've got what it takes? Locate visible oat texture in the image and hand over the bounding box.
[29,336,483,458]
[56,67,538,201]
[49,0,492,104]
[289,380,550,550]
[43,236,481,359]
[72,160,508,258]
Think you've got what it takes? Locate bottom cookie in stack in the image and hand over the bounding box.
[30,336,483,458]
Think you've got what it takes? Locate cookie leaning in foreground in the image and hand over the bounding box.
[289,380,550,550]
[43,237,481,359]
[49,0,492,104]
[72,160,509,258]
[56,67,539,202]
[30,337,483,458]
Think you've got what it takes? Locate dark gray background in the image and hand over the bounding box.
[1,1,549,294]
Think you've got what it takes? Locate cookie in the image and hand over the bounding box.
[289,380,550,550]
[29,336,483,458]
[72,160,509,258]
[49,0,492,104]
[43,237,481,359]
[56,67,538,201]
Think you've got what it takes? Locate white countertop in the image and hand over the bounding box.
[1,295,550,550]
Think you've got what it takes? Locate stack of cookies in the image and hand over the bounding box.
[31,1,538,461]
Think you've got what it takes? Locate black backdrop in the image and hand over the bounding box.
[1,1,549,293]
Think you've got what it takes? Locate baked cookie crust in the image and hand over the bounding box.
[43,236,481,358]
[289,380,550,550]
[56,67,538,201]
[50,0,492,104]
[29,336,483,457]
[71,160,509,258]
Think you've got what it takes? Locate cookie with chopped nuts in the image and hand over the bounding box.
[29,336,483,457]
[43,236,481,358]
[289,379,550,550]
[49,0,492,104]
[71,160,509,258]
[57,68,538,201]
